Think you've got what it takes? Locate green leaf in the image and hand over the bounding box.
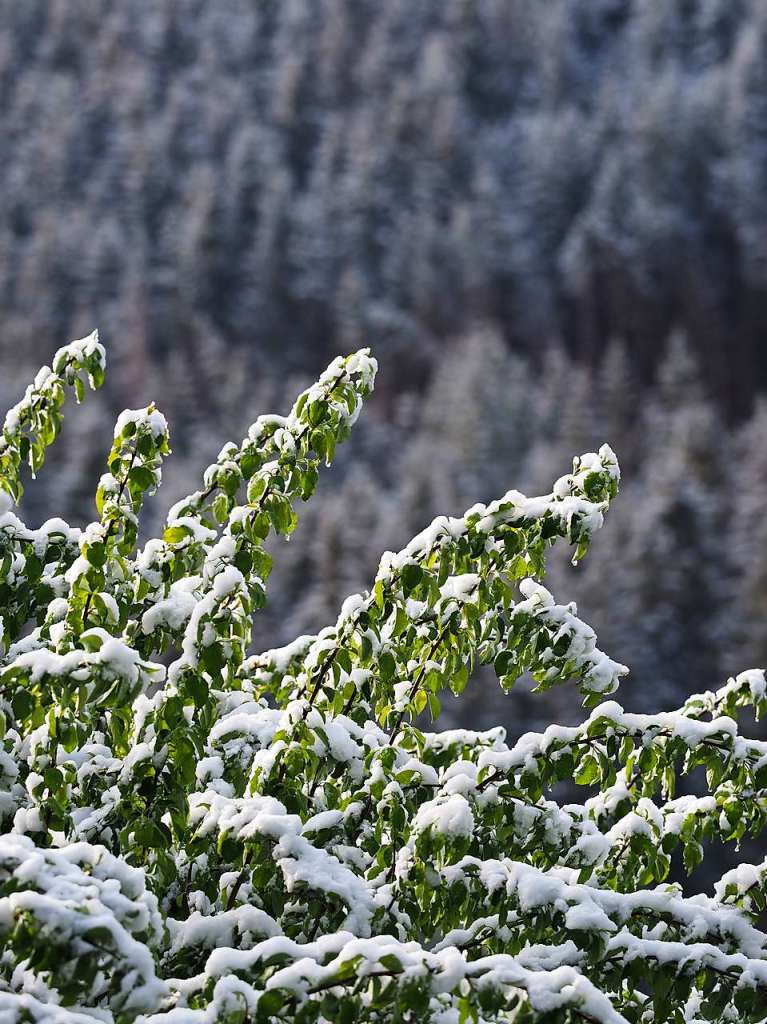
[308,399,328,426]
[201,643,225,676]
[213,492,229,525]
[11,690,35,721]
[129,465,156,491]
[257,990,286,1015]
[392,605,409,637]
[574,755,600,786]
[427,692,440,720]
[187,674,209,708]
[379,651,396,682]
[449,662,469,695]
[494,650,514,677]
[401,563,422,595]
[163,524,192,545]
[85,542,106,568]
[378,954,402,972]
[269,495,295,535]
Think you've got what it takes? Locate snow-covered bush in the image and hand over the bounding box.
[1,333,766,1024]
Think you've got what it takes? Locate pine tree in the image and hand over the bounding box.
[561,334,735,714]
[400,327,534,520]
[729,397,767,676]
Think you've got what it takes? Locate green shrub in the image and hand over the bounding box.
[1,333,766,1023]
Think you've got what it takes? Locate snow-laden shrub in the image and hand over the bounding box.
[1,333,766,1024]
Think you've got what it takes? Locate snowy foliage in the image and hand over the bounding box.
[1,337,767,1024]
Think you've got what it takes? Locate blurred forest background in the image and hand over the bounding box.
[2,0,767,747]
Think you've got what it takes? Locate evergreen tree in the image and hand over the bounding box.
[2,0,767,401]
[568,334,735,712]
[729,397,767,676]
